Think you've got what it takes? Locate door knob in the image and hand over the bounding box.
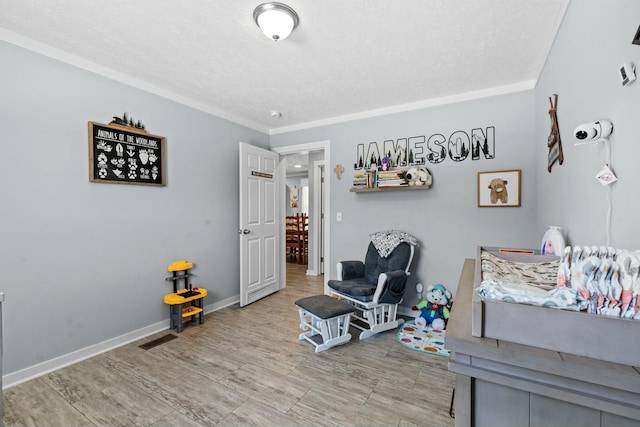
[238,229,250,234]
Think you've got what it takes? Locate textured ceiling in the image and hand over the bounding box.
[285,153,309,176]
[0,0,569,133]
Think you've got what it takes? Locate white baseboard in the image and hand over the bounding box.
[3,294,240,389]
[398,305,419,318]
[204,295,240,313]
[2,321,167,389]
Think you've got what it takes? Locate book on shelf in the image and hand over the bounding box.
[377,179,408,187]
[377,170,404,177]
[366,170,378,188]
[353,176,366,186]
[353,168,414,189]
[377,168,406,187]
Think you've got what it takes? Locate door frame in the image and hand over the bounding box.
[273,140,331,294]
[312,160,325,275]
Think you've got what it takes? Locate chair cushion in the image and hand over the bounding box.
[295,295,355,319]
[328,278,377,301]
[340,260,365,281]
[377,270,407,304]
[364,242,412,283]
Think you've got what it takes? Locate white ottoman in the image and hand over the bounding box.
[295,295,355,353]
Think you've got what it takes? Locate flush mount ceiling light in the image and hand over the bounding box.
[253,2,299,41]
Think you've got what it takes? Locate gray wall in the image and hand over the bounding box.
[535,0,640,249]
[0,41,268,375]
[271,90,540,308]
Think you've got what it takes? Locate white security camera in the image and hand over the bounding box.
[574,120,613,143]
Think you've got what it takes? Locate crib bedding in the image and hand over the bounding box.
[477,249,586,309]
[480,250,559,288]
[476,279,587,310]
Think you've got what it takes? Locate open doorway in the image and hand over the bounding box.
[283,153,323,275]
[273,140,331,293]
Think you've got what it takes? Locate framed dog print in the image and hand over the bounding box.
[478,170,521,207]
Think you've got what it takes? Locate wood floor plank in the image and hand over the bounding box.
[71,383,174,427]
[365,388,454,427]
[217,398,304,427]
[219,362,310,412]
[3,378,94,427]
[286,361,377,405]
[100,352,248,427]
[287,386,399,427]
[41,356,143,405]
[141,335,242,382]
[149,411,207,427]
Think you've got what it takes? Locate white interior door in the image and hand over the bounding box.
[239,142,281,307]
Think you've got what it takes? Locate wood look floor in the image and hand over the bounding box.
[3,263,455,427]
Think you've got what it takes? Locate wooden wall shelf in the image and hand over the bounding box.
[350,185,431,193]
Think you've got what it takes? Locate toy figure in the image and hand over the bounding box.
[412,284,452,331]
[381,156,391,171]
[403,167,432,186]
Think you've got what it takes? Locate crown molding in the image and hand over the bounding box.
[1,28,538,138]
[0,28,270,134]
[269,80,536,135]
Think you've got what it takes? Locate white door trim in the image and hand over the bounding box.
[273,140,331,294]
[312,160,325,275]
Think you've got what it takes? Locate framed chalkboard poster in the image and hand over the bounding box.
[88,121,166,186]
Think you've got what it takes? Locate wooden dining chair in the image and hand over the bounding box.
[299,213,309,264]
[286,215,301,262]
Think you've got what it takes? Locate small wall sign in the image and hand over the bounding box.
[88,121,166,186]
[251,171,273,179]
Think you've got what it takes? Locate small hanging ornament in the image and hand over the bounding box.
[595,164,617,186]
[547,94,564,172]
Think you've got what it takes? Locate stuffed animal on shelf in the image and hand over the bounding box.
[403,167,432,186]
[412,283,452,331]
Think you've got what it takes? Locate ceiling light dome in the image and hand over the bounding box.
[253,2,299,41]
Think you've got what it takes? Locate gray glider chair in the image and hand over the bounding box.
[328,240,415,339]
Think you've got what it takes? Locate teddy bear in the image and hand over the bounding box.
[412,284,452,331]
[404,167,433,186]
[488,178,508,204]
